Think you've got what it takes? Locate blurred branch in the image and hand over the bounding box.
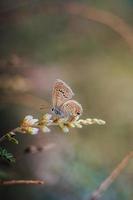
[64,3,133,51]
[0,179,45,185]
[24,143,56,154]
[90,151,133,200]
[0,2,132,50]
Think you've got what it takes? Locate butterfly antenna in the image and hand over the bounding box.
[40,104,49,110]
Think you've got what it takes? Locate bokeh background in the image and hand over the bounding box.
[0,0,133,200]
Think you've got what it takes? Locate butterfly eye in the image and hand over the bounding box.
[77,112,80,115]
[52,108,54,111]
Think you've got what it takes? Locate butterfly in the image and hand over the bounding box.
[51,79,83,121]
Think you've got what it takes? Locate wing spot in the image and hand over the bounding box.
[58,89,68,98]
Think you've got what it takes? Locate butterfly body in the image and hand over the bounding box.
[51,107,64,117]
[51,79,83,121]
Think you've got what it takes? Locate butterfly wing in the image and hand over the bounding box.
[62,100,83,121]
[52,79,74,108]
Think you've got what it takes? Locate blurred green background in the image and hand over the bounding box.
[0,0,133,200]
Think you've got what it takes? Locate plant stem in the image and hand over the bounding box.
[0,179,45,185]
[90,151,133,200]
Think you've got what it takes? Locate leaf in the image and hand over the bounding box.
[9,137,19,144]
[0,147,15,163]
[6,133,19,144]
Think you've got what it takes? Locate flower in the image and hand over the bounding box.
[52,118,70,133]
[20,115,39,134]
[52,116,106,133]
[77,118,106,125]
[43,114,53,123]
[28,127,39,135]
[25,115,38,124]
[41,126,51,133]
[20,113,105,134]
[38,114,52,133]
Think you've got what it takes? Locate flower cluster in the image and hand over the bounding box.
[20,114,52,135]
[20,115,39,134]
[20,113,106,134]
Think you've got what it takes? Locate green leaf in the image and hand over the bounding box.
[6,132,18,144]
[0,147,16,163]
[10,137,19,144]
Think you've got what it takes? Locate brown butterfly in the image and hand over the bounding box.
[51,79,83,121]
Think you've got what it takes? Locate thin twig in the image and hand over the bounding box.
[0,179,45,185]
[90,151,133,200]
